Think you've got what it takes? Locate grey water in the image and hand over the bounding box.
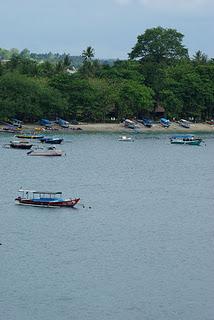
[0,132,214,320]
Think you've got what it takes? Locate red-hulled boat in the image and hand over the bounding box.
[15,190,80,208]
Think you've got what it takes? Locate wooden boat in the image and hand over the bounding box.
[27,146,63,156]
[39,137,64,144]
[16,134,44,139]
[124,119,136,129]
[56,118,69,128]
[15,189,80,208]
[170,135,203,145]
[206,120,214,125]
[160,118,170,128]
[118,136,133,141]
[178,119,191,128]
[142,118,152,128]
[5,140,33,149]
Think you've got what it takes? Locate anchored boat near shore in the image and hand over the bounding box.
[170,135,203,145]
[27,146,64,156]
[15,190,80,208]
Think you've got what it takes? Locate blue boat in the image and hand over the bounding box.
[40,119,53,127]
[142,118,153,128]
[160,118,170,128]
[40,137,64,144]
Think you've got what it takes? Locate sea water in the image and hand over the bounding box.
[0,132,214,320]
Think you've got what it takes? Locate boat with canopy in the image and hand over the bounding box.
[15,190,80,208]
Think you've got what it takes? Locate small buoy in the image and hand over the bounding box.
[89,206,91,209]
[83,205,85,208]
[0,243,2,245]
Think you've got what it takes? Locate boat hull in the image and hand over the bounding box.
[10,143,33,149]
[27,150,63,156]
[40,138,63,144]
[170,139,202,145]
[15,198,80,208]
[16,135,44,139]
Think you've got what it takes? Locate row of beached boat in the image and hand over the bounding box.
[124,118,193,129]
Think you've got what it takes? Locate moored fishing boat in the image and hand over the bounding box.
[5,140,33,149]
[39,137,64,144]
[170,135,203,145]
[56,118,69,128]
[27,146,63,156]
[16,134,44,139]
[124,119,136,129]
[178,119,191,128]
[160,118,170,128]
[15,190,80,208]
[118,136,133,141]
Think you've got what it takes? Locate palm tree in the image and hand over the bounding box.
[82,46,95,62]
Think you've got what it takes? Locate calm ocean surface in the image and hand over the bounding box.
[1,132,214,320]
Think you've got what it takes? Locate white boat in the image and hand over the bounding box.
[178,119,191,128]
[118,136,133,141]
[27,146,63,156]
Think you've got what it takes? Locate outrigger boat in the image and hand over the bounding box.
[15,190,80,208]
[39,137,64,144]
[170,135,203,145]
[16,134,44,139]
[4,140,33,149]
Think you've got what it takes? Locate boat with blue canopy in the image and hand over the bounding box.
[15,189,80,208]
[170,135,203,145]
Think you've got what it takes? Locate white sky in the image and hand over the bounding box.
[0,0,213,59]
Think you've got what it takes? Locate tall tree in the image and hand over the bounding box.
[82,46,95,62]
[129,27,189,63]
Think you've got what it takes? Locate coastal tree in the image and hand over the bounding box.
[82,46,95,62]
[129,26,189,64]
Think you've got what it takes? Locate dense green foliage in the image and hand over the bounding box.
[0,27,214,122]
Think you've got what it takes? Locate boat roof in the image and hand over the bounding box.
[180,119,190,122]
[18,189,62,195]
[171,135,194,138]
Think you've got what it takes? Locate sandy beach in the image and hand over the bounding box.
[1,122,214,133]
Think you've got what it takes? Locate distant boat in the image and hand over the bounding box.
[142,118,153,128]
[15,189,80,208]
[27,146,63,156]
[124,119,136,129]
[40,137,64,144]
[206,119,214,125]
[39,119,53,127]
[56,118,69,128]
[170,135,203,145]
[16,134,44,139]
[12,119,23,128]
[118,136,133,142]
[6,140,33,149]
[178,119,191,128]
[160,118,170,128]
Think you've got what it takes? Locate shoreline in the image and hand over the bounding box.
[1,122,214,133]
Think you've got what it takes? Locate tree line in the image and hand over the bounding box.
[0,26,214,123]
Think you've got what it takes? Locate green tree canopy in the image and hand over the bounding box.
[129,27,189,64]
